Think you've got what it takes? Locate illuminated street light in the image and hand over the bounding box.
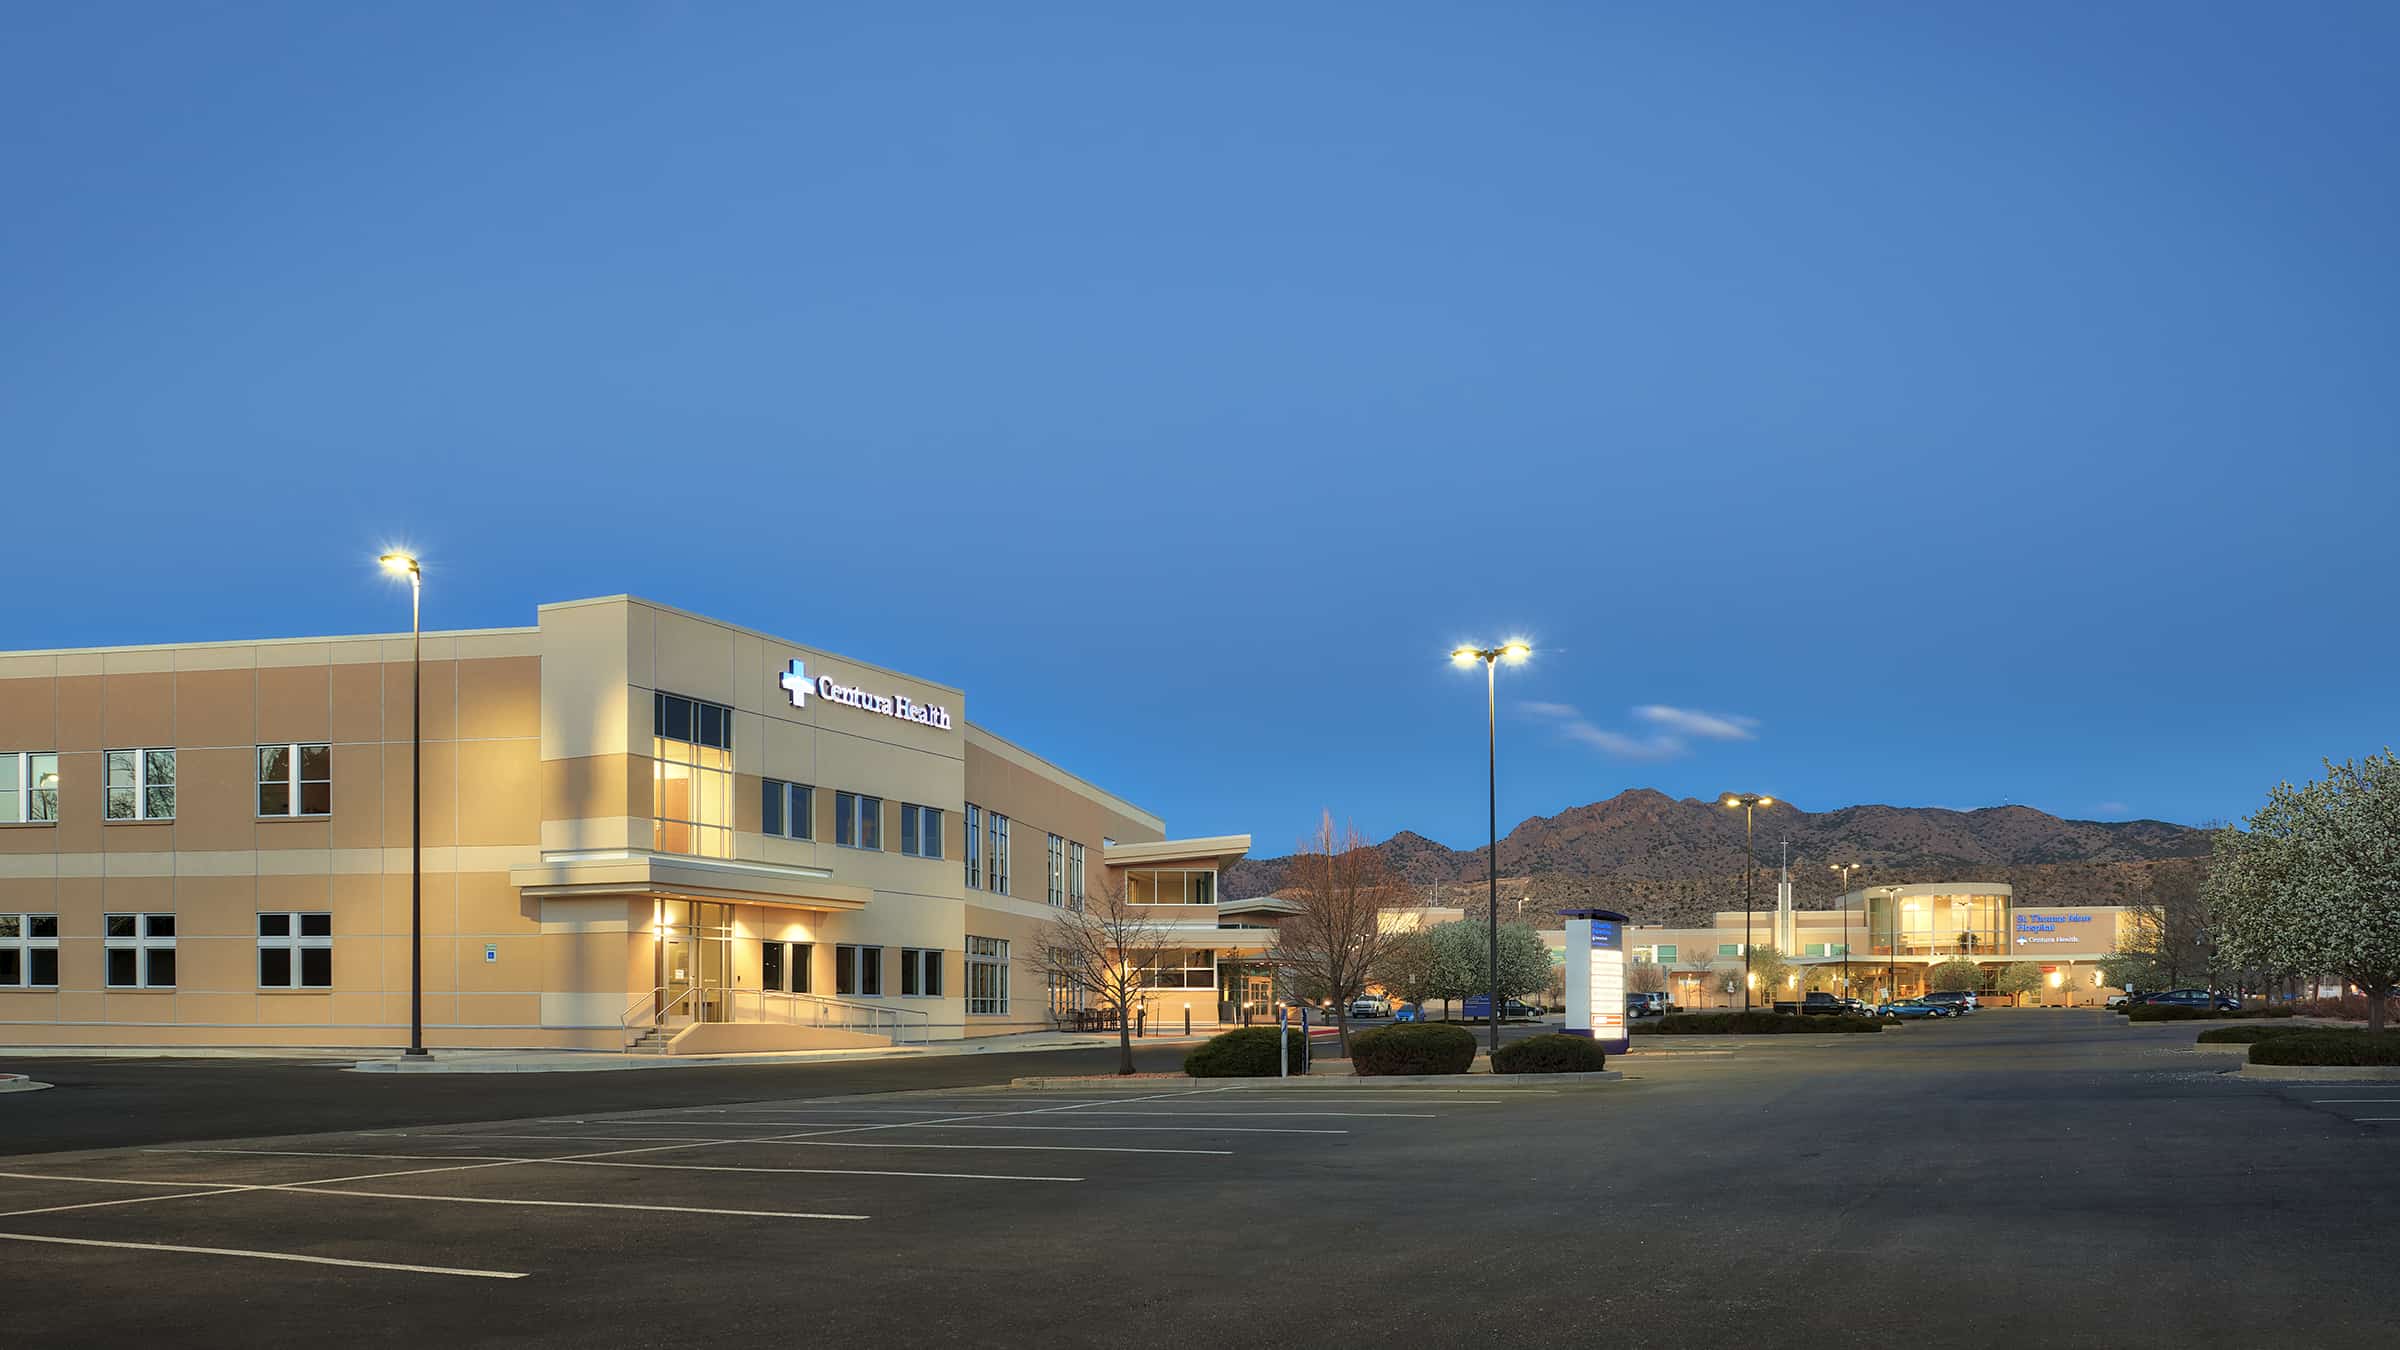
[1452,640,1532,1056]
[1721,793,1775,1011]
[379,551,428,1060]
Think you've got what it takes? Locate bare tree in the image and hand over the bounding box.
[1273,813,1406,1054]
[1037,875,1170,1075]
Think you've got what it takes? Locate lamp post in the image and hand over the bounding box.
[1829,862,1862,999]
[1452,640,1531,1057]
[1719,793,1773,1011]
[379,551,428,1059]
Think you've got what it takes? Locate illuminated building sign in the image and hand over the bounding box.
[2013,912,2097,947]
[1563,909,1630,1055]
[781,659,953,732]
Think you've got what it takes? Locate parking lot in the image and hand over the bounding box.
[4,1013,2397,1348]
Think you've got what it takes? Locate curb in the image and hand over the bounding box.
[2238,1062,2400,1081]
[0,1073,53,1094]
[1008,1070,1622,1090]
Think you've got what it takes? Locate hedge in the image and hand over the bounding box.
[1351,1023,1477,1076]
[2128,1004,2303,1023]
[2194,1025,2315,1044]
[1184,1027,1309,1078]
[1643,1011,1884,1035]
[1491,1034,1608,1074]
[2247,1030,2400,1066]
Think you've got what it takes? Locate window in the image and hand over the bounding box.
[964,804,983,889]
[965,936,1009,1015]
[1718,943,1744,957]
[257,743,331,817]
[653,693,732,857]
[104,913,176,988]
[900,948,943,998]
[1069,842,1086,910]
[1127,869,1218,905]
[105,749,175,821]
[899,803,943,859]
[1654,944,1678,965]
[0,752,60,824]
[1046,834,1065,906]
[834,943,882,997]
[762,940,813,994]
[762,938,782,992]
[834,792,883,850]
[258,911,333,988]
[762,779,814,841]
[1134,948,1217,989]
[0,914,59,987]
[988,813,1010,894]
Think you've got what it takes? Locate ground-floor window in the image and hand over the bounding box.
[0,913,59,987]
[258,912,332,988]
[762,940,813,994]
[1047,970,1085,1016]
[900,947,943,997]
[105,913,176,988]
[966,936,1008,1015]
[1135,948,1217,989]
[834,943,882,997]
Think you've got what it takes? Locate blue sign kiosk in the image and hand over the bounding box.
[1561,907,1632,1054]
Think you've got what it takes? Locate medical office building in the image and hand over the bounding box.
[0,594,1252,1052]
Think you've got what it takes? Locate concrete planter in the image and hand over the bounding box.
[1010,1070,1622,1090]
[2238,1062,2400,1080]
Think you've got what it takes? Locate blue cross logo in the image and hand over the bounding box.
[779,659,809,708]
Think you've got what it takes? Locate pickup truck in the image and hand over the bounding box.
[1800,992,1846,1015]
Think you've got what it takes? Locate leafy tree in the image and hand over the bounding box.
[1426,920,1488,1016]
[1929,956,1984,992]
[1492,922,1554,1002]
[1996,961,2045,1001]
[2098,949,2160,992]
[1372,927,1469,1022]
[2210,753,2400,1034]
[1629,959,1669,994]
[1743,943,1792,1003]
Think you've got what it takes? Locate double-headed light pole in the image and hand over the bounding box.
[379,551,429,1059]
[1720,792,1774,1011]
[1829,861,1863,998]
[1451,639,1530,1057]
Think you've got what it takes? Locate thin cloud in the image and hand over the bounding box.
[2095,801,2131,816]
[1523,701,1760,761]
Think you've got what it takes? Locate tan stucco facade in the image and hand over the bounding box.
[0,595,1248,1050]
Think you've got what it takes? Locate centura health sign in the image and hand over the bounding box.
[780,659,953,731]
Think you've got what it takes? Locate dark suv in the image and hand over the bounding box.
[1921,991,1979,1014]
[2138,988,2241,1012]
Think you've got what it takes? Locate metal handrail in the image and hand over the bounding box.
[621,984,704,1048]
[724,988,934,1045]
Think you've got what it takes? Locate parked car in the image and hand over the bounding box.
[2105,990,2137,1009]
[1460,996,1545,1021]
[2137,988,2241,1012]
[1347,995,1393,1020]
[1627,992,1675,1018]
[1922,991,1980,1014]
[1878,998,1957,1019]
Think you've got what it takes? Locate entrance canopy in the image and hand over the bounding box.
[509,851,873,912]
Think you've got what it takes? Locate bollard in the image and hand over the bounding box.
[1183,1006,1191,1036]
[1137,1007,1146,1039]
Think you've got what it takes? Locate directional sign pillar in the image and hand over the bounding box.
[1561,907,1632,1055]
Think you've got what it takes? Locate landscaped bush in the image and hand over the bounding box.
[2247,1030,2400,1066]
[2287,995,2400,1021]
[1183,1027,1309,1078]
[2195,1025,2314,1044]
[1647,1011,1883,1035]
[2128,1004,2218,1022]
[1351,1023,1477,1076]
[1491,1033,1608,1074]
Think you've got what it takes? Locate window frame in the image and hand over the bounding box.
[1046,833,1065,906]
[989,814,1010,895]
[257,911,333,989]
[257,743,332,818]
[834,791,884,850]
[964,803,983,889]
[833,943,883,997]
[104,912,177,988]
[0,751,62,825]
[0,913,60,988]
[965,935,1009,1016]
[652,692,734,858]
[899,947,944,998]
[899,803,944,859]
[762,779,815,841]
[105,748,176,821]
[1069,842,1086,910]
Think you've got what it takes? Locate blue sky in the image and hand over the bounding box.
[4,4,2394,851]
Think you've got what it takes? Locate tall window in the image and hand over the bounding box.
[258,912,332,988]
[900,804,943,859]
[0,752,59,824]
[257,744,331,817]
[834,792,883,849]
[762,940,813,994]
[653,693,733,857]
[966,936,1009,1015]
[0,914,59,987]
[964,804,983,889]
[762,779,814,840]
[988,813,1010,895]
[104,913,176,988]
[834,943,883,996]
[1069,842,1086,909]
[105,749,175,820]
[1045,834,1065,905]
[900,947,944,998]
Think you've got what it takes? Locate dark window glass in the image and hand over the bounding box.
[299,781,330,815]
[860,946,882,997]
[299,744,331,782]
[146,949,176,987]
[105,914,136,938]
[762,780,784,837]
[258,745,290,785]
[924,952,942,998]
[835,792,854,846]
[147,915,174,939]
[299,947,332,987]
[762,941,784,993]
[0,949,18,984]
[300,912,332,937]
[259,782,290,816]
[792,943,812,994]
[698,703,723,748]
[260,948,291,986]
[258,913,291,937]
[789,785,812,840]
[107,948,138,987]
[860,798,881,850]
[28,915,57,939]
[901,950,919,997]
[30,948,57,986]
[660,694,692,742]
[834,944,856,996]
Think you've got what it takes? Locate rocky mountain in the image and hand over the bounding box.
[1222,789,2215,927]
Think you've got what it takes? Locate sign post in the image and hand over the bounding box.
[1561,907,1632,1054]
[1279,1005,1290,1078]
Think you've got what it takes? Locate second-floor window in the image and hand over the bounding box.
[257,744,331,817]
[1069,842,1086,909]
[106,749,175,821]
[1046,834,1065,906]
[654,692,733,858]
[900,803,943,858]
[834,791,882,850]
[762,779,814,840]
[964,804,983,888]
[988,813,1010,894]
[0,752,60,824]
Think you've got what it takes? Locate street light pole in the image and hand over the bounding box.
[1830,862,1862,1000]
[1720,793,1773,1012]
[1879,884,1903,1003]
[1452,640,1530,1058]
[381,552,427,1059]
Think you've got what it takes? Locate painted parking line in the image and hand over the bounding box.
[837,1123,1347,1135]
[2310,1099,2400,1103]
[421,1131,1235,1155]
[275,1187,868,1220]
[152,1148,1082,1183]
[0,1165,866,1222]
[0,1231,527,1279]
[658,1109,1436,1121]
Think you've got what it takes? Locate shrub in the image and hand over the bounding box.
[2195,1025,2314,1044]
[2247,1030,2400,1066]
[1648,1011,1883,1035]
[1183,1027,1308,1078]
[2127,1004,2217,1022]
[1351,1023,1477,1076]
[1492,1034,1609,1074]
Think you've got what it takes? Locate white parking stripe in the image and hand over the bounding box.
[423,1132,1234,1155]
[1,1165,866,1221]
[658,1109,1434,1120]
[0,1188,244,1220]
[875,1123,1346,1134]
[282,1187,866,1220]
[2310,1099,2400,1103]
[153,1148,1082,1183]
[0,1231,527,1279]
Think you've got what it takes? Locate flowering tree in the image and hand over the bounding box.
[2209,752,2400,1033]
[1996,961,2046,1002]
[1929,956,1984,992]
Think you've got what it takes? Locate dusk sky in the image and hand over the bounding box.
[4,4,2393,853]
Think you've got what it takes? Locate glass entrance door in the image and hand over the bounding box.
[655,899,734,1023]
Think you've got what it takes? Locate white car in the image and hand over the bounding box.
[1347,996,1392,1019]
